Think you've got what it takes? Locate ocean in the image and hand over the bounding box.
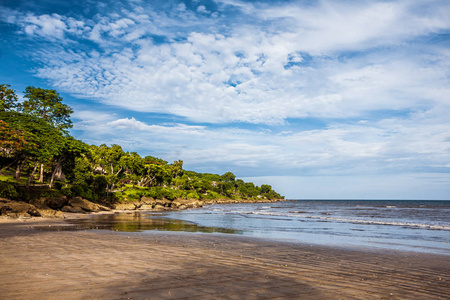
[68,200,450,255]
[158,200,450,255]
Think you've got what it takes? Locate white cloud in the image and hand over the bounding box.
[71,110,450,180]
[10,0,445,125]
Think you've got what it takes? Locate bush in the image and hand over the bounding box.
[61,186,72,197]
[205,191,221,199]
[70,185,84,197]
[0,182,19,199]
[161,187,177,200]
[186,192,200,199]
[71,184,95,200]
[141,187,159,199]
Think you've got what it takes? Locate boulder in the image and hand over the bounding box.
[30,197,69,210]
[67,197,111,212]
[29,198,65,219]
[155,199,172,207]
[171,198,203,210]
[61,205,85,213]
[141,197,156,206]
[138,204,154,210]
[29,198,49,209]
[153,204,166,211]
[0,200,41,218]
[46,197,69,210]
[114,203,137,210]
[37,209,65,219]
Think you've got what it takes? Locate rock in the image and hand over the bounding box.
[114,203,137,210]
[155,199,172,207]
[171,198,203,210]
[29,198,48,209]
[67,197,111,212]
[138,204,154,210]
[37,209,65,219]
[61,205,85,213]
[46,197,68,210]
[153,204,166,211]
[29,198,65,218]
[0,200,41,218]
[141,197,156,205]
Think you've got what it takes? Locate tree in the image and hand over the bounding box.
[221,172,236,182]
[0,84,19,112]
[0,120,31,158]
[21,86,73,131]
[0,111,64,183]
[91,144,125,176]
[49,136,87,188]
[261,184,272,194]
[171,160,183,179]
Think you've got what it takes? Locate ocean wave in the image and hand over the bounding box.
[240,211,450,230]
[306,216,450,230]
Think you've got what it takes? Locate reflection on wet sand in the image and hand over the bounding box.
[38,212,243,234]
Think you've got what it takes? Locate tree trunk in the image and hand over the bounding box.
[49,156,64,188]
[15,160,23,180]
[38,163,44,183]
[27,162,39,186]
[15,163,21,180]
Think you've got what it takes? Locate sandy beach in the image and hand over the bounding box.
[0,216,449,299]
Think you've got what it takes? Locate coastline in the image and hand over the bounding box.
[1,217,449,299]
[0,196,286,220]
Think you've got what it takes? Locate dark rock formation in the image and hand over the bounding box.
[0,198,41,218]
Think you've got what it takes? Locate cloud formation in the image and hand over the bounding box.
[3,0,449,124]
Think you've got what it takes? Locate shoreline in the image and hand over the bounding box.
[1,217,450,299]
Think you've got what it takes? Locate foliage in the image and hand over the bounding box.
[0,84,19,111]
[21,86,74,131]
[0,181,19,199]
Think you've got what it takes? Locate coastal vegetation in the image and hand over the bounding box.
[0,83,283,214]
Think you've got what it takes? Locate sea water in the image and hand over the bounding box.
[159,200,450,255]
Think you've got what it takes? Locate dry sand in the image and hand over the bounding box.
[0,216,449,299]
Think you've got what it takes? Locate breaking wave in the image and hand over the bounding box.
[239,211,450,231]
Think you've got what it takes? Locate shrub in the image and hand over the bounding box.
[61,186,72,197]
[186,192,200,199]
[205,191,221,199]
[142,187,163,199]
[0,182,19,199]
[70,185,84,197]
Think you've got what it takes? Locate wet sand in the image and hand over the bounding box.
[0,217,449,299]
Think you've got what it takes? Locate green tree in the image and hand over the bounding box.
[221,172,236,182]
[49,136,87,188]
[21,86,73,131]
[0,84,19,112]
[261,184,272,194]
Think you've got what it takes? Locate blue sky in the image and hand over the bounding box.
[1,0,449,199]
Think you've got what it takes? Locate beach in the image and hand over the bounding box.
[0,216,449,299]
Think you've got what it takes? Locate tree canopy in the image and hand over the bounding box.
[21,86,73,131]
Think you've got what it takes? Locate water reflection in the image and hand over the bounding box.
[41,212,243,234]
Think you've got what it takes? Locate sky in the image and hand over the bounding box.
[1,0,449,200]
